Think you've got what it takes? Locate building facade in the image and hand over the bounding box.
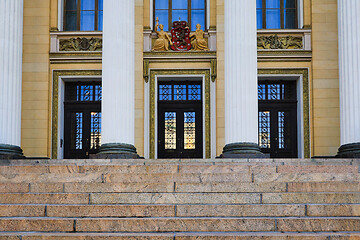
[0,0,359,159]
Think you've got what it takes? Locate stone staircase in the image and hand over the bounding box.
[0,158,359,239]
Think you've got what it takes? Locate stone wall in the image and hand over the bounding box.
[21,0,51,157]
[311,0,340,156]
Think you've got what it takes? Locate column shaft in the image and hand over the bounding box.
[0,0,24,158]
[337,0,360,157]
[222,0,263,157]
[98,0,138,158]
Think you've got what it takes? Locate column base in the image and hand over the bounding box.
[219,142,269,158]
[336,143,360,158]
[91,143,143,159]
[0,144,24,159]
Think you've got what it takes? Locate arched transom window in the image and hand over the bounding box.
[154,0,206,31]
[64,0,103,31]
[257,0,297,29]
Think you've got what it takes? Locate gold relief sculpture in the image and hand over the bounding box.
[190,24,209,51]
[152,17,173,51]
[59,37,102,51]
[257,34,303,50]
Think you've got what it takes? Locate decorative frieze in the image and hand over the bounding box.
[257,34,303,49]
[59,37,102,51]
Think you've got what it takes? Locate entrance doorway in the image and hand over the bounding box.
[64,82,102,159]
[258,81,298,158]
[157,81,203,158]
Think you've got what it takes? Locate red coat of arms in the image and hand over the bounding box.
[170,21,191,51]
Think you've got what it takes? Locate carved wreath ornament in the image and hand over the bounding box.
[257,34,303,49]
[59,37,102,51]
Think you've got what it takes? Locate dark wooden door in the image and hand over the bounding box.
[64,82,102,159]
[157,81,203,159]
[258,81,298,158]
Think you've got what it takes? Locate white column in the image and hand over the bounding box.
[101,0,135,146]
[0,0,23,150]
[338,0,360,146]
[224,0,258,145]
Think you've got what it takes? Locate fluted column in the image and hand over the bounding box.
[97,0,139,158]
[221,0,264,157]
[0,0,24,159]
[337,0,360,157]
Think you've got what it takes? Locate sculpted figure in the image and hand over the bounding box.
[190,24,209,51]
[152,18,173,51]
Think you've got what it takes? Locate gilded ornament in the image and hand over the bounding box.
[152,17,173,51]
[257,34,303,50]
[59,37,102,51]
[190,24,209,51]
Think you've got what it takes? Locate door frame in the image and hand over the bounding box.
[258,73,306,158]
[157,81,204,159]
[145,69,213,159]
[155,76,206,159]
[52,70,102,159]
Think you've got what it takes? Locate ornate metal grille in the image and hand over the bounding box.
[258,80,298,158]
[159,83,202,102]
[94,85,102,101]
[90,112,101,150]
[184,112,196,149]
[165,112,176,149]
[174,85,187,100]
[159,85,172,101]
[71,112,83,150]
[278,111,285,149]
[259,111,271,149]
[268,84,283,100]
[258,82,296,101]
[258,84,266,100]
[188,85,201,100]
[65,82,102,102]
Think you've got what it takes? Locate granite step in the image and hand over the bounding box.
[1,171,358,183]
[0,159,358,237]
[2,182,360,194]
[0,163,358,174]
[1,217,360,233]
[0,173,255,183]
[1,204,360,218]
[2,158,359,165]
[1,232,360,240]
[0,192,359,205]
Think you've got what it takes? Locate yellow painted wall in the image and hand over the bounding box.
[22,0,51,157]
[216,0,225,155]
[311,0,340,156]
[135,0,145,156]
